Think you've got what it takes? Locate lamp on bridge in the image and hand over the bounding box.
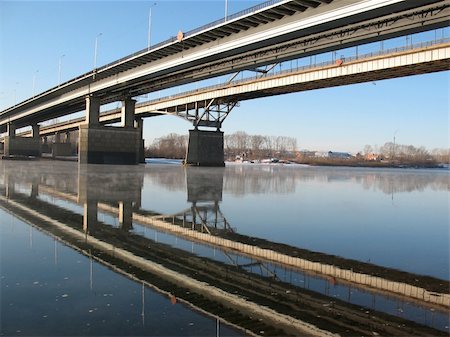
[148,3,157,51]
[58,54,65,86]
[32,70,39,97]
[94,33,102,69]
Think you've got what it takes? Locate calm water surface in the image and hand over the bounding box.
[0,160,448,336]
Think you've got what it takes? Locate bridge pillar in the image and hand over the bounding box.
[121,98,136,128]
[79,95,140,165]
[52,131,72,157]
[186,129,224,166]
[5,174,15,198]
[7,123,16,138]
[83,201,98,233]
[135,118,145,163]
[119,201,133,231]
[4,123,41,157]
[41,136,50,154]
[30,182,39,199]
[85,94,100,126]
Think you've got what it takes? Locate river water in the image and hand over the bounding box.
[0,160,448,336]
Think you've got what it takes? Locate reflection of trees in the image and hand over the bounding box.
[145,165,449,196]
[143,166,186,191]
[357,171,449,194]
[223,166,297,196]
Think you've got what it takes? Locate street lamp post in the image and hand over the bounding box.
[58,54,65,85]
[12,82,18,105]
[94,33,102,69]
[225,0,228,21]
[148,3,157,51]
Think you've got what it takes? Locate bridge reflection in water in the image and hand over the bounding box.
[0,161,448,336]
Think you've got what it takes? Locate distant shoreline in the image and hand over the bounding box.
[291,159,444,169]
[227,157,448,169]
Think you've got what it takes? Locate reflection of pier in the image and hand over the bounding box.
[2,163,449,308]
[0,163,449,336]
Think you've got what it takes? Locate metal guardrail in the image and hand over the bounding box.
[103,0,285,70]
[138,38,450,107]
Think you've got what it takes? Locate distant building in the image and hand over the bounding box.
[328,151,353,159]
[314,151,352,159]
[365,153,381,161]
[298,150,316,158]
[315,151,329,158]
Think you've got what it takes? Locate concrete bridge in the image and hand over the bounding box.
[8,38,450,163]
[1,0,449,165]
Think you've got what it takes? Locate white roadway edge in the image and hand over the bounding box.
[1,0,406,125]
[0,195,340,337]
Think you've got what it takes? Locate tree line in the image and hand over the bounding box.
[145,131,298,160]
[145,132,449,165]
[362,142,450,164]
[225,131,297,159]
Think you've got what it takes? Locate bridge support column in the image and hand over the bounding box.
[79,95,140,165]
[7,123,16,138]
[119,201,133,231]
[86,95,100,126]
[5,174,15,198]
[83,201,98,233]
[135,118,145,163]
[186,129,224,166]
[32,124,42,157]
[121,98,135,128]
[30,182,39,199]
[4,123,41,157]
[42,136,51,154]
[52,131,72,157]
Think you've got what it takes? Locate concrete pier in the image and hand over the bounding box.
[4,123,41,157]
[83,201,98,233]
[79,125,140,164]
[79,95,141,165]
[52,132,72,157]
[135,118,146,163]
[119,201,133,230]
[186,129,224,166]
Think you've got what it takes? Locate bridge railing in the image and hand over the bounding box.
[99,0,286,71]
[185,0,285,37]
[137,37,450,107]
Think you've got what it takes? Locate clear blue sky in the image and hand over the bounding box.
[0,1,448,152]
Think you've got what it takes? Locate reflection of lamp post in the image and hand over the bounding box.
[58,54,65,85]
[147,3,157,50]
[392,129,398,160]
[94,33,102,69]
